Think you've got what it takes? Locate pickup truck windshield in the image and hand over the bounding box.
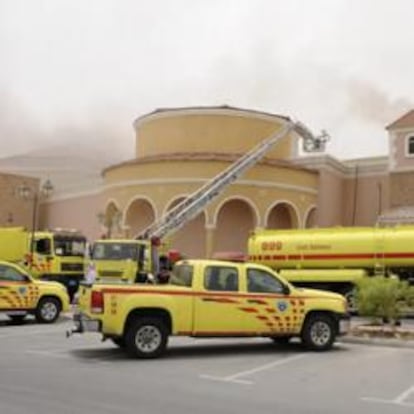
[92,243,143,261]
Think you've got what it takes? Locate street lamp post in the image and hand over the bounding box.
[17,179,54,260]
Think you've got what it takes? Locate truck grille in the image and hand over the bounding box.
[61,263,84,272]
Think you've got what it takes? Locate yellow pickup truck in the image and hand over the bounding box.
[69,259,350,358]
[0,260,70,323]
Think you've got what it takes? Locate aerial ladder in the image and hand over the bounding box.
[138,119,329,253]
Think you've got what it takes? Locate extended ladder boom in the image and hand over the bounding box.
[138,120,327,240]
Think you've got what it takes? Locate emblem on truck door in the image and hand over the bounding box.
[277,300,288,312]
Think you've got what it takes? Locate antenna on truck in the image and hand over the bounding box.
[137,120,328,242]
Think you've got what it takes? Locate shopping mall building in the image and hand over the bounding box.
[2,106,414,257]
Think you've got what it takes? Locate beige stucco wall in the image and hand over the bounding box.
[293,155,389,228]
[0,172,39,228]
[134,108,297,160]
[98,107,320,256]
[101,157,318,256]
[41,192,104,240]
[343,173,389,225]
[389,171,414,207]
[313,169,345,227]
[103,159,318,224]
[390,129,414,171]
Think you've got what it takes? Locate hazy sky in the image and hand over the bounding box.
[1,0,413,161]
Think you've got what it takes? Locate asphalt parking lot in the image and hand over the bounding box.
[0,313,413,414]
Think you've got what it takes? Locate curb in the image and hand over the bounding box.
[341,335,414,349]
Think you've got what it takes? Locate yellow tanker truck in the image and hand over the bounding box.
[247,226,414,309]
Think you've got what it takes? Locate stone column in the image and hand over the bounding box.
[205,224,216,258]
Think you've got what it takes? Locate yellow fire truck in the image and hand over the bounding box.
[0,227,87,301]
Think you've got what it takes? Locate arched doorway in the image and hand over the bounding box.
[214,198,257,253]
[125,198,156,237]
[99,201,122,238]
[266,202,299,229]
[164,197,206,258]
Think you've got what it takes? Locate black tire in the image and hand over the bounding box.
[111,337,126,348]
[271,336,292,345]
[125,317,169,359]
[35,297,61,324]
[7,314,26,324]
[301,313,336,351]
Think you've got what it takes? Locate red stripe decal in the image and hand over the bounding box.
[239,307,258,313]
[202,297,239,304]
[265,252,414,261]
[100,288,323,301]
[247,299,267,305]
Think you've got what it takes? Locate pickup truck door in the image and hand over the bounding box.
[192,265,244,335]
[243,267,299,335]
[0,263,38,310]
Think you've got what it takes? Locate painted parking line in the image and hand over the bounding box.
[200,354,306,385]
[362,384,414,408]
[0,328,64,339]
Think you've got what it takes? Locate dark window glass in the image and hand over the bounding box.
[0,265,27,282]
[54,237,86,257]
[36,238,52,255]
[408,136,414,155]
[170,264,193,287]
[91,243,138,260]
[204,266,239,292]
[247,268,284,294]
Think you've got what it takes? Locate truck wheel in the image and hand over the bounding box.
[35,297,61,324]
[125,317,168,358]
[301,313,336,351]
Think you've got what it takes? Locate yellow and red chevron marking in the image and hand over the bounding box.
[0,295,15,306]
[0,294,20,308]
[9,291,24,307]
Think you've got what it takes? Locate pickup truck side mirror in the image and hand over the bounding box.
[282,284,290,295]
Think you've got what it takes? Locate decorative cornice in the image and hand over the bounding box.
[293,154,388,178]
[102,152,313,175]
[102,177,318,195]
[133,105,291,130]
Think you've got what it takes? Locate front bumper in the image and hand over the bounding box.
[66,312,101,337]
